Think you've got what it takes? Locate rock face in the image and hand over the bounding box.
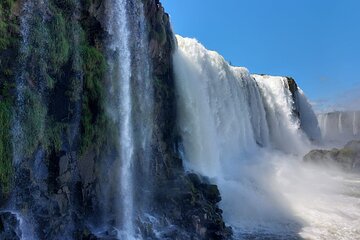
[0,0,230,239]
[304,140,360,171]
[140,1,232,239]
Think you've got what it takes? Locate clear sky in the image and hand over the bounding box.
[161,0,360,112]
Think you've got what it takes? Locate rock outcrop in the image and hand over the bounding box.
[304,140,360,171]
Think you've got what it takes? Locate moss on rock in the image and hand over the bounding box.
[79,44,107,155]
[0,100,13,196]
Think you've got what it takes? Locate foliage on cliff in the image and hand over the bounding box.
[0,100,12,195]
[0,0,18,199]
[80,44,107,154]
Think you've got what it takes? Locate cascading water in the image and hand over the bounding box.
[12,0,34,166]
[339,112,343,133]
[106,0,135,236]
[9,1,48,239]
[253,75,312,153]
[105,0,153,238]
[108,0,135,237]
[354,111,358,136]
[318,111,360,146]
[174,36,307,236]
[174,35,266,177]
[174,35,360,239]
[7,0,86,238]
[294,88,322,142]
[68,0,84,148]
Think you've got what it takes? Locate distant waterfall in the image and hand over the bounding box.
[174,35,319,236]
[105,0,153,238]
[354,112,358,136]
[318,111,360,145]
[339,112,343,133]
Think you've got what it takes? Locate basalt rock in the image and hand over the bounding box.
[304,140,360,171]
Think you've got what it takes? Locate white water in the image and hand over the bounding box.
[105,0,153,238]
[318,111,360,146]
[10,1,47,239]
[106,0,135,237]
[12,0,34,165]
[354,112,358,136]
[174,35,360,239]
[339,113,343,134]
[295,88,322,142]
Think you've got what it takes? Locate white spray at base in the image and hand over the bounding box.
[174,35,360,239]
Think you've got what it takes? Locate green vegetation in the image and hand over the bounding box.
[0,100,13,195]
[45,121,65,153]
[48,13,70,73]
[22,90,47,157]
[0,0,16,51]
[0,0,16,197]
[0,0,110,195]
[80,44,108,154]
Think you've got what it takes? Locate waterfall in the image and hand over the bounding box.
[106,0,135,236]
[354,112,358,136]
[253,75,311,153]
[295,88,322,142]
[12,0,34,165]
[174,35,319,237]
[105,0,153,238]
[339,112,343,133]
[68,0,84,149]
[317,111,360,146]
[174,36,313,175]
[9,0,49,239]
[320,113,329,139]
[174,36,262,177]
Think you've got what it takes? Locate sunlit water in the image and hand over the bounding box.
[174,35,360,240]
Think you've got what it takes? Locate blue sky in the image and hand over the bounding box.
[161,0,360,112]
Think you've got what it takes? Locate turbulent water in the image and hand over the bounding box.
[174,35,360,239]
[318,111,360,146]
[105,0,153,238]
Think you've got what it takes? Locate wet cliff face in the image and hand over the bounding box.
[0,0,20,202]
[0,0,230,239]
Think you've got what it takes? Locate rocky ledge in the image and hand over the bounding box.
[304,140,360,171]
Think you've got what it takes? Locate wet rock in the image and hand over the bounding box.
[0,212,21,240]
[304,140,360,171]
